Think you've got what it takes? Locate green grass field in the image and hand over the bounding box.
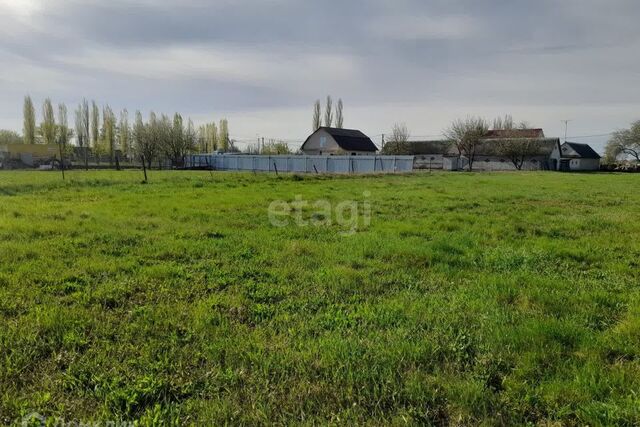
[0,170,639,425]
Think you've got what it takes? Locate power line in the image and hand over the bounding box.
[566,132,614,139]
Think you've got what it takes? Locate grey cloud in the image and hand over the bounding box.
[0,0,639,146]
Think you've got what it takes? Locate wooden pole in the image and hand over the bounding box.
[57,143,65,181]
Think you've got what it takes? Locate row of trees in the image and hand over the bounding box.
[245,140,293,155]
[20,95,231,168]
[312,96,344,131]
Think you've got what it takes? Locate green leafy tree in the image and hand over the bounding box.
[101,105,116,166]
[218,119,229,152]
[40,98,57,145]
[605,120,640,163]
[91,101,99,148]
[23,95,36,144]
[119,109,131,160]
[0,130,22,145]
[133,111,158,169]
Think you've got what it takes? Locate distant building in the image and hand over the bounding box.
[405,131,559,171]
[401,140,452,169]
[550,142,601,171]
[300,127,378,155]
[0,143,58,168]
[468,129,557,171]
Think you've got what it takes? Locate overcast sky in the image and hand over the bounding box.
[1,0,639,151]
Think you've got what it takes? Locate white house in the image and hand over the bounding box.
[300,127,378,155]
[550,142,601,171]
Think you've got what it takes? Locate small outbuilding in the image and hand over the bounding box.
[550,142,601,171]
[300,127,378,155]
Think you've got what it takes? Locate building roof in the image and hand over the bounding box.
[302,127,378,152]
[470,138,559,157]
[403,140,451,155]
[563,142,601,159]
[485,128,545,139]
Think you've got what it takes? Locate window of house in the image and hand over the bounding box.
[320,136,327,148]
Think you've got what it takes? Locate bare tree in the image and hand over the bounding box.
[312,100,321,131]
[324,96,333,127]
[492,114,514,130]
[335,98,344,129]
[443,116,489,171]
[605,120,640,163]
[382,123,410,154]
[491,115,542,169]
[23,95,36,144]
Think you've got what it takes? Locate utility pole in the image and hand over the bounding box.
[561,120,572,142]
[381,134,385,149]
[261,137,264,153]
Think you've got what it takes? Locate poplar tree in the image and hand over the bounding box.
[23,95,36,144]
[41,98,57,145]
[335,98,344,129]
[324,96,333,127]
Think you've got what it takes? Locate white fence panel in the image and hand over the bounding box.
[185,155,414,174]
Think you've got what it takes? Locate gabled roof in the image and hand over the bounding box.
[301,127,378,152]
[485,129,545,139]
[563,142,601,159]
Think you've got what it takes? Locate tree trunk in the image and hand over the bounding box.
[58,143,65,180]
[141,155,148,182]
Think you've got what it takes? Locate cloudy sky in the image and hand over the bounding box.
[1,0,639,151]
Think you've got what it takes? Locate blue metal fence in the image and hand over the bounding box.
[184,154,415,174]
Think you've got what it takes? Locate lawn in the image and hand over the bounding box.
[0,170,639,425]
